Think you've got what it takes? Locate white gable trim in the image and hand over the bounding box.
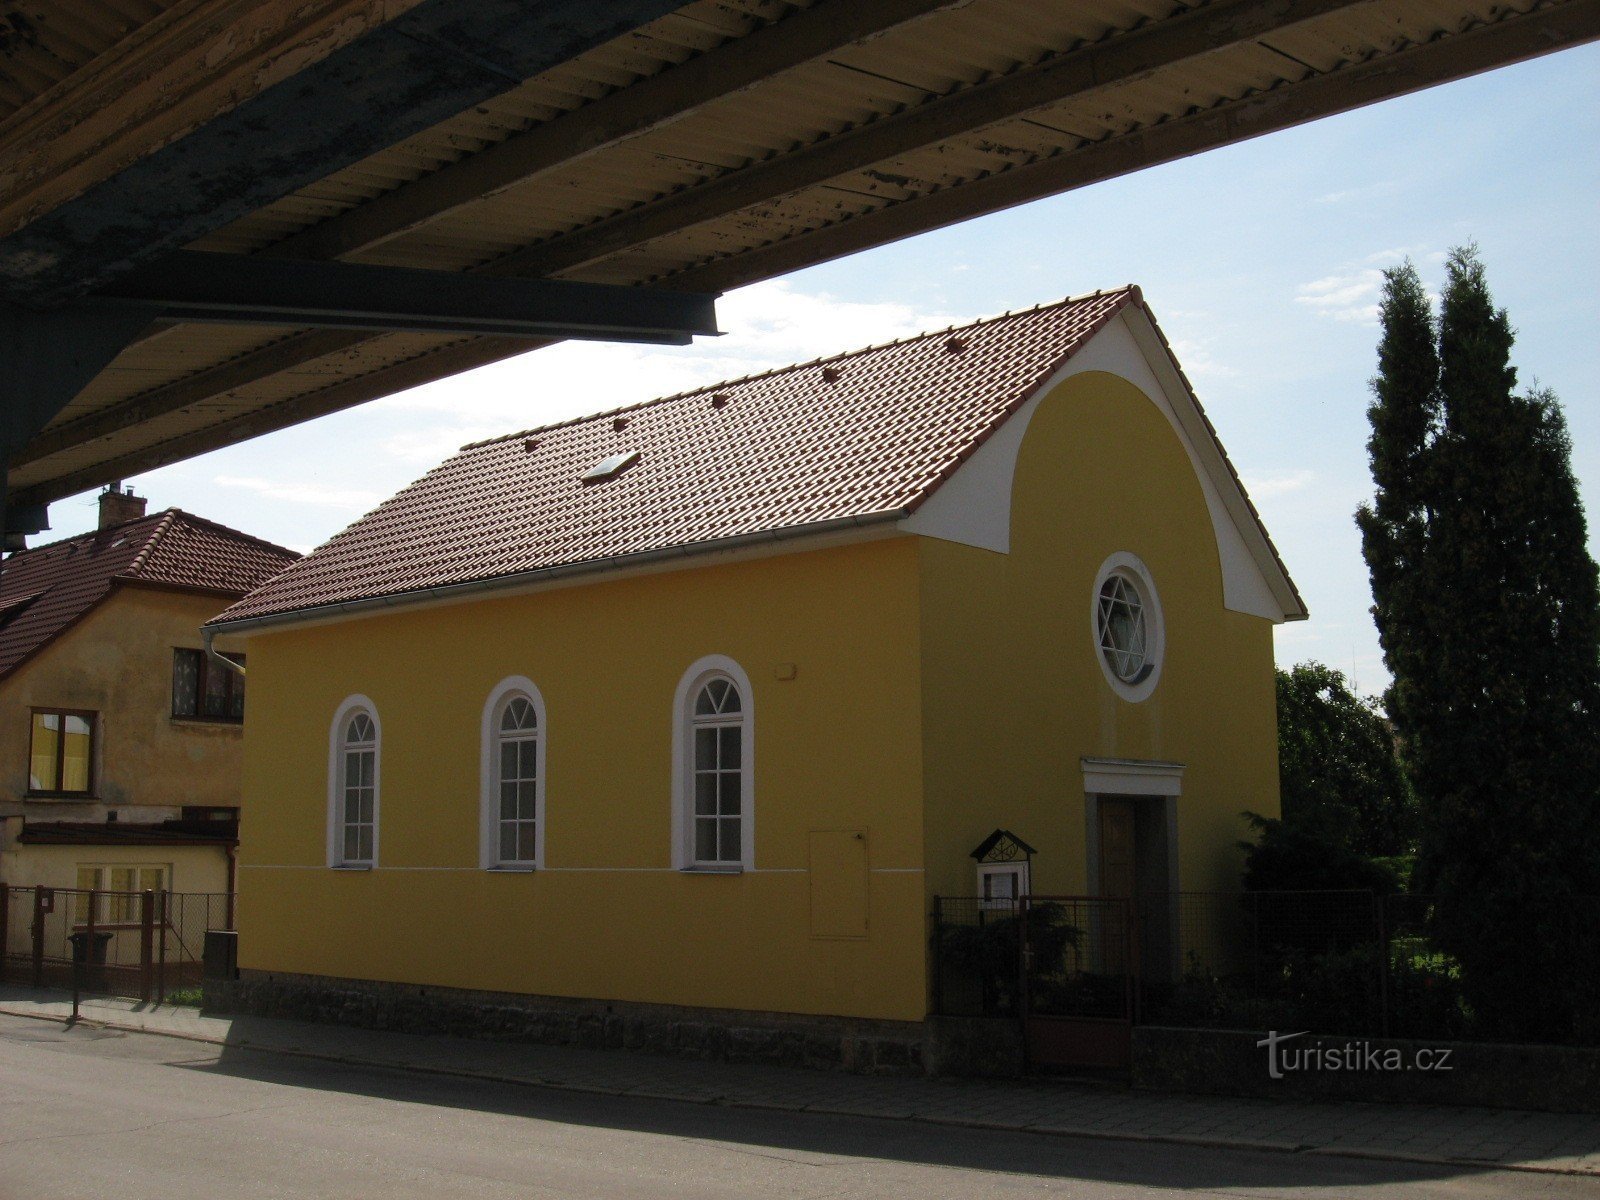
[897,308,1304,623]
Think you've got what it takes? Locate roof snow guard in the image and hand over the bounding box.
[210,289,1303,629]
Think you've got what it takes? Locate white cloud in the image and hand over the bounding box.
[1294,268,1385,324]
[212,475,382,512]
[1166,336,1236,381]
[1314,180,1400,206]
[1242,469,1316,499]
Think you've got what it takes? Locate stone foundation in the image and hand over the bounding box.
[206,970,926,1075]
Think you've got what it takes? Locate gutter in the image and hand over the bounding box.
[202,625,246,678]
[204,510,910,637]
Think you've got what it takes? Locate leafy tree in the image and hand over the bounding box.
[1240,812,1403,894]
[1275,661,1415,857]
[1356,245,1600,1041]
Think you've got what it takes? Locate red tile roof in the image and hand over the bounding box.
[0,509,299,679]
[213,288,1292,627]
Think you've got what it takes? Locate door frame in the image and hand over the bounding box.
[1082,757,1183,983]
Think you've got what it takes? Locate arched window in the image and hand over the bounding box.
[672,656,754,870]
[480,677,546,869]
[328,697,379,867]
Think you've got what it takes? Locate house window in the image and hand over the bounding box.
[672,657,755,871]
[74,864,168,925]
[28,709,95,795]
[330,703,378,867]
[1091,553,1165,702]
[495,697,539,865]
[172,648,245,720]
[692,677,744,865]
[479,678,546,870]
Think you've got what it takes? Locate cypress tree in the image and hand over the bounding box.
[1358,246,1600,1041]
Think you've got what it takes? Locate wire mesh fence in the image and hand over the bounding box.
[0,885,234,1003]
[933,889,1599,1044]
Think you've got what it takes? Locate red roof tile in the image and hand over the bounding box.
[214,288,1288,627]
[0,510,299,679]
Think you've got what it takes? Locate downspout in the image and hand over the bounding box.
[202,626,245,680]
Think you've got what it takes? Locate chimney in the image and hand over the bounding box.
[98,482,147,530]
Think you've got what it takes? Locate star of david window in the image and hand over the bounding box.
[1097,573,1151,684]
[1091,554,1164,702]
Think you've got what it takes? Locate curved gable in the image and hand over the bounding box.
[899,308,1304,623]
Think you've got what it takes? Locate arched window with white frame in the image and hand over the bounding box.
[672,656,754,870]
[327,696,379,867]
[480,677,547,869]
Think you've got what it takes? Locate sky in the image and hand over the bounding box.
[40,43,1600,697]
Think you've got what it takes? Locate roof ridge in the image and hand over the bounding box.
[1,507,170,559]
[157,508,302,561]
[5,507,300,569]
[122,508,180,577]
[462,286,1137,451]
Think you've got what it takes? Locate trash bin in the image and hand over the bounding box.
[68,930,113,964]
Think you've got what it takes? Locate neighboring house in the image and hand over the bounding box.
[206,288,1305,1059]
[0,491,299,902]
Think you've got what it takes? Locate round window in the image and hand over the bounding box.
[1091,553,1164,701]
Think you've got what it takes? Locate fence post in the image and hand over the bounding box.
[139,891,155,1003]
[930,896,944,1018]
[1376,892,1391,1039]
[1016,897,1032,1069]
[31,885,46,988]
[156,892,168,1004]
[0,887,9,973]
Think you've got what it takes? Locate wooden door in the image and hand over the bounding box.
[1098,799,1137,975]
[1099,799,1137,899]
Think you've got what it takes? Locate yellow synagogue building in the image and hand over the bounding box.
[206,288,1305,1069]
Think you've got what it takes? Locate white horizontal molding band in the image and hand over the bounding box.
[1081,756,1186,796]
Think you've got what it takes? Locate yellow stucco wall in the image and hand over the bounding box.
[918,369,1281,904]
[0,584,250,812]
[236,538,930,1022]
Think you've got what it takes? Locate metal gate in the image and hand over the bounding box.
[1018,895,1137,1071]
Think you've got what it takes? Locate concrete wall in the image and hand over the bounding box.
[918,369,1281,903]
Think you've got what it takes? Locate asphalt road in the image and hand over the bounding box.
[0,1014,1587,1199]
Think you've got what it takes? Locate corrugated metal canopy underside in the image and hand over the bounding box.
[4,0,1596,509]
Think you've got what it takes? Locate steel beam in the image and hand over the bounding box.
[11,0,1353,472]
[0,0,690,305]
[96,252,719,343]
[9,0,1600,508]
[488,0,1378,280]
[263,0,969,264]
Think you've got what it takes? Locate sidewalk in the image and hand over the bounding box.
[3,986,1596,1177]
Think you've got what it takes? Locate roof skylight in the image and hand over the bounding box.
[582,450,640,484]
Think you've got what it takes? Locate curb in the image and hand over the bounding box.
[2,1004,1592,1179]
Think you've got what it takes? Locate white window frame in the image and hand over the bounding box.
[671,655,754,872]
[1091,551,1165,703]
[977,861,1029,910]
[479,675,547,870]
[327,694,380,869]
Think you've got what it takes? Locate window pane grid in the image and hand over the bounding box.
[690,678,744,865]
[494,695,538,865]
[339,715,376,865]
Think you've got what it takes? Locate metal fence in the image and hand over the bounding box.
[933,890,1599,1045]
[0,885,234,1003]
